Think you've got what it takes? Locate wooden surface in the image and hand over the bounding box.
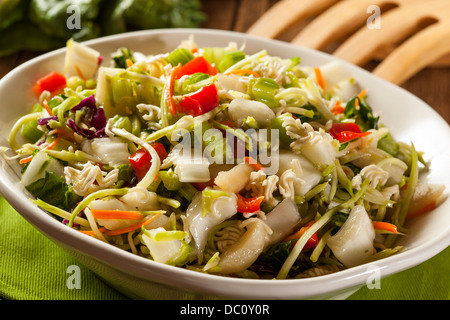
[0,0,449,124]
[202,0,450,124]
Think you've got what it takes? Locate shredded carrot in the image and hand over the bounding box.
[78,227,106,236]
[358,88,368,101]
[78,211,163,237]
[48,127,74,141]
[74,64,86,81]
[166,63,182,117]
[48,128,66,136]
[43,137,60,150]
[331,100,345,115]
[43,99,53,116]
[226,69,260,77]
[244,156,265,171]
[104,211,162,236]
[373,221,398,234]
[90,209,144,221]
[314,67,326,90]
[283,220,315,242]
[126,58,134,68]
[19,156,33,164]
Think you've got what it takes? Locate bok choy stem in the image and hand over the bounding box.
[277,179,370,279]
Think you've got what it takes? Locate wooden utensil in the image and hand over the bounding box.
[247,0,450,85]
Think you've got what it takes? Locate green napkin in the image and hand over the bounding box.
[1,194,449,300]
[0,194,129,300]
[348,246,450,300]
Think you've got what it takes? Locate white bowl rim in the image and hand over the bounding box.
[1,28,449,299]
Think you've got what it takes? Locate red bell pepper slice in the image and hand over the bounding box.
[177,95,202,116]
[191,179,216,191]
[284,220,318,251]
[178,83,219,116]
[329,122,372,143]
[128,142,168,181]
[175,56,217,79]
[33,71,66,96]
[237,194,264,213]
[166,59,219,117]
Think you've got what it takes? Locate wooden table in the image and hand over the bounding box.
[201,0,450,124]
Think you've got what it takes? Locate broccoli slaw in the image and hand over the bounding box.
[1,37,447,280]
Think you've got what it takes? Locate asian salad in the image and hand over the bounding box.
[2,38,447,279]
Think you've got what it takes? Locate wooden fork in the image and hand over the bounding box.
[247,0,450,85]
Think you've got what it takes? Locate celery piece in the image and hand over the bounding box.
[66,76,85,90]
[270,113,294,147]
[165,47,194,66]
[21,119,44,143]
[181,72,210,93]
[111,78,135,112]
[111,114,132,133]
[159,169,182,191]
[243,116,259,129]
[202,47,225,66]
[217,50,245,72]
[248,77,280,108]
[377,132,399,156]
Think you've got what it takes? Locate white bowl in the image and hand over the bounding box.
[1,29,449,300]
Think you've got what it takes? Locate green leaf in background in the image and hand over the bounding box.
[0,0,206,57]
[0,21,64,56]
[0,0,28,31]
[122,0,206,29]
[29,0,102,41]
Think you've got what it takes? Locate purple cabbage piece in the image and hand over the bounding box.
[71,94,97,112]
[90,107,106,130]
[37,116,58,126]
[67,118,106,139]
[68,94,107,138]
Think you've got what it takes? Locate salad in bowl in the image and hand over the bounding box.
[1,36,446,281]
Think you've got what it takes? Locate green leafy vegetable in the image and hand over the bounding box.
[120,0,205,30]
[377,131,399,156]
[29,0,101,41]
[0,0,206,57]
[0,0,28,31]
[344,95,379,131]
[112,47,135,68]
[25,171,81,212]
